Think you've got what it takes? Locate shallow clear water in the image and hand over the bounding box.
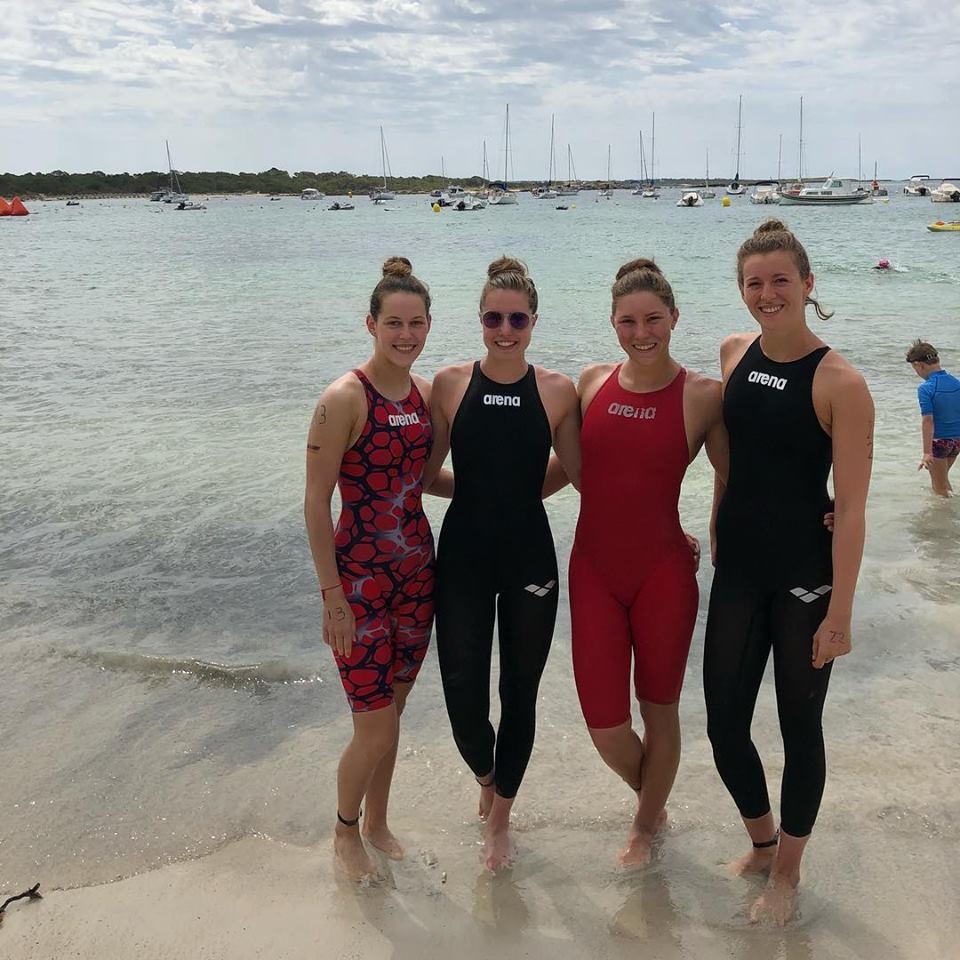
[1,191,957,951]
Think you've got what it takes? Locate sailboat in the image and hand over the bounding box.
[701,147,716,198]
[726,95,746,195]
[163,140,205,209]
[557,145,580,195]
[598,145,613,198]
[781,98,806,197]
[369,126,395,202]
[488,104,519,205]
[533,115,558,198]
[641,114,659,198]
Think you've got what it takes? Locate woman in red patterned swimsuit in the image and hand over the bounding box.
[305,257,448,882]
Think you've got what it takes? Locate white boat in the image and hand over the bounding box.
[327,201,354,211]
[175,200,206,211]
[778,174,872,205]
[676,190,703,207]
[931,182,960,203]
[161,140,191,206]
[488,105,519,205]
[369,126,395,202]
[557,145,580,195]
[598,144,614,198]
[701,148,716,198]
[301,187,324,200]
[750,182,781,204]
[533,115,559,198]
[452,197,486,211]
[633,119,659,198]
[726,95,746,194]
[903,174,932,197]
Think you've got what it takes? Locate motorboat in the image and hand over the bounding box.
[903,175,932,197]
[328,201,354,211]
[301,187,324,200]
[452,197,486,211]
[677,190,703,207]
[927,220,960,232]
[531,186,558,199]
[176,200,206,211]
[778,175,872,205]
[931,182,960,203]
[749,182,781,204]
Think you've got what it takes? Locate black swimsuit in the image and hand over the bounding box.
[704,337,835,837]
[435,362,558,799]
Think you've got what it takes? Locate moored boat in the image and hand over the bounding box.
[927,220,960,232]
[778,175,872,205]
[930,182,960,203]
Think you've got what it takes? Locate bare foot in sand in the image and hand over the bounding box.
[618,808,668,869]
[363,824,405,860]
[478,780,495,821]
[483,820,516,872]
[334,827,378,881]
[728,844,777,876]
[749,874,799,926]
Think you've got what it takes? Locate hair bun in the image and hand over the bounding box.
[615,258,661,282]
[382,256,413,278]
[754,218,789,236]
[487,255,527,279]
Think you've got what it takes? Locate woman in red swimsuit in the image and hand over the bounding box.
[568,259,728,867]
[304,257,447,882]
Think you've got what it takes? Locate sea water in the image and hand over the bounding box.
[1,192,957,954]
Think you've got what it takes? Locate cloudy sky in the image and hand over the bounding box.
[2,0,957,180]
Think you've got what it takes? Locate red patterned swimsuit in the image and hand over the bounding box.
[333,370,435,712]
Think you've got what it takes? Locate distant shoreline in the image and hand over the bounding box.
[5,178,907,202]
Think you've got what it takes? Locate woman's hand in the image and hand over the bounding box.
[812,615,852,669]
[683,532,701,572]
[323,586,356,658]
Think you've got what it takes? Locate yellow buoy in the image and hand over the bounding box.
[722,196,731,207]
[432,202,441,213]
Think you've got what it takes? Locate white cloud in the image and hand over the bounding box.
[0,0,956,177]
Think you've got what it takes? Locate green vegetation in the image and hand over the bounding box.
[0,168,491,198]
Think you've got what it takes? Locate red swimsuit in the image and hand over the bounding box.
[333,370,435,712]
[569,366,699,727]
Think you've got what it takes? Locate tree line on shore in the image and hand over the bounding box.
[0,167,742,198]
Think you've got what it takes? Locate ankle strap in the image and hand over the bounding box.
[752,830,779,849]
[337,809,361,827]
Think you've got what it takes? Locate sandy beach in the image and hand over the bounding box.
[4,651,957,960]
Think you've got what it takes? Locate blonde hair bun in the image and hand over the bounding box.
[487,255,528,279]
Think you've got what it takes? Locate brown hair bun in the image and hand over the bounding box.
[615,258,662,282]
[382,256,413,278]
[754,218,789,236]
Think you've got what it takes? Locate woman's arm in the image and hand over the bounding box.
[704,411,729,567]
[304,383,361,657]
[548,380,582,495]
[422,370,454,498]
[812,369,874,669]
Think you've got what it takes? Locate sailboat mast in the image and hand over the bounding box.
[734,95,742,180]
[798,97,804,183]
[651,112,656,185]
[504,104,510,182]
[705,146,709,187]
[858,134,862,183]
[165,140,174,193]
[777,134,782,182]
[379,126,387,189]
[548,114,555,184]
[482,140,489,184]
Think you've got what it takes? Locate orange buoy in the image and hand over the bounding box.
[9,196,29,216]
[0,197,11,216]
